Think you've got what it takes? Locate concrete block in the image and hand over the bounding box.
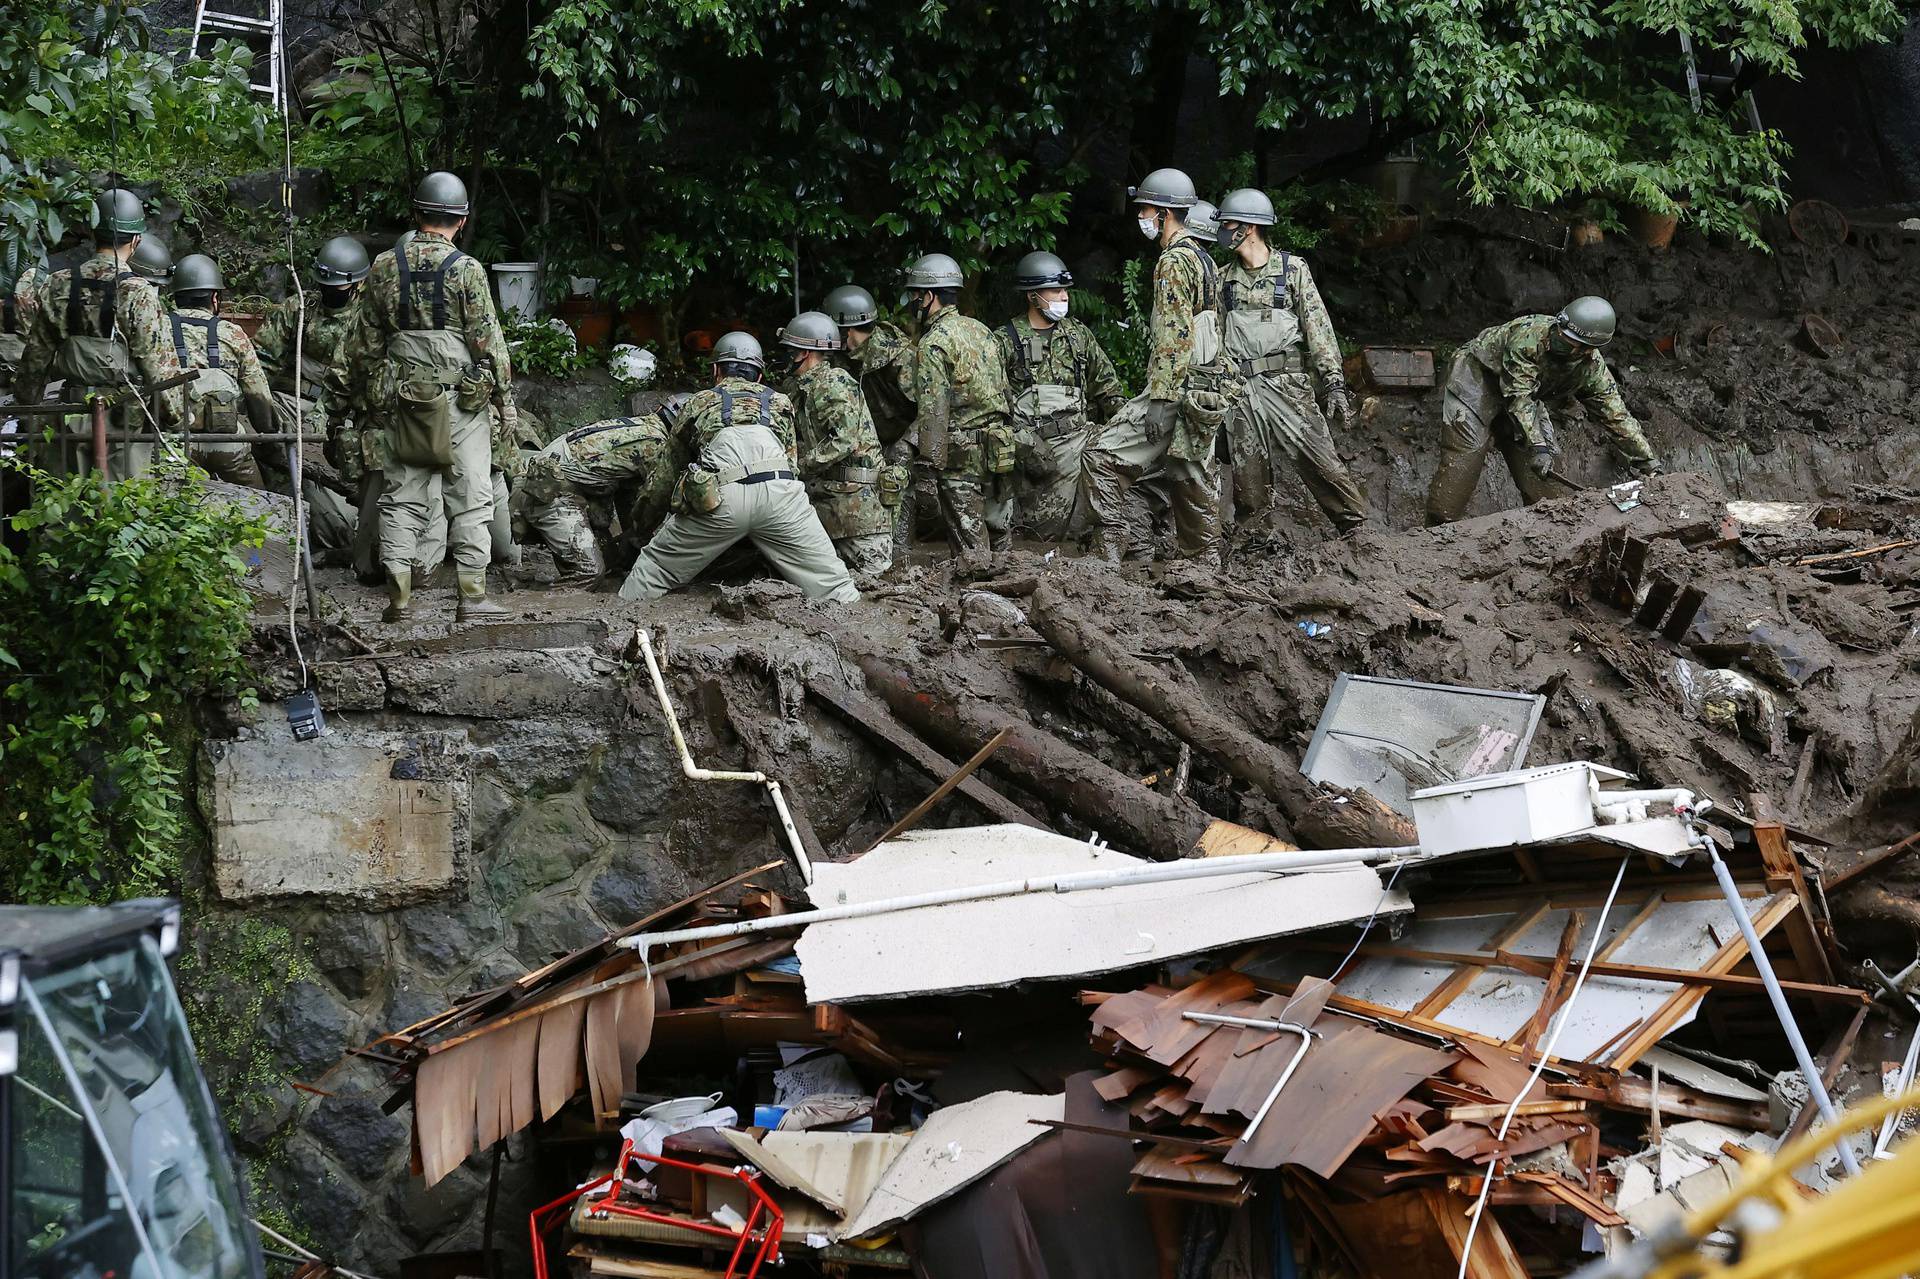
[204,719,472,907]
[382,646,615,719]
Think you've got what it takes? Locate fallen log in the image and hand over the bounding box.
[857,653,1214,860]
[1027,582,1416,849]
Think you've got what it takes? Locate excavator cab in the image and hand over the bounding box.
[1,899,264,1279]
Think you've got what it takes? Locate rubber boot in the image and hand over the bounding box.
[382,567,412,623]
[455,569,509,622]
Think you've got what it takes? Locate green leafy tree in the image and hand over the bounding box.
[0,461,265,904]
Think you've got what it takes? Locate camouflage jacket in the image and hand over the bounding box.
[1145,230,1223,402]
[993,315,1127,429]
[677,375,798,463]
[255,293,360,401]
[339,231,515,418]
[1462,315,1653,462]
[843,319,917,443]
[910,306,1011,474]
[1220,250,1343,389]
[15,252,184,423]
[8,264,49,335]
[168,306,275,434]
[792,358,888,539]
[522,411,680,501]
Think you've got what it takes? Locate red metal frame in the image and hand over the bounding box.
[529,1140,786,1279]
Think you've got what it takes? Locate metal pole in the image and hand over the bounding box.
[1182,1012,1316,1143]
[89,396,109,483]
[285,443,324,625]
[1705,838,1862,1176]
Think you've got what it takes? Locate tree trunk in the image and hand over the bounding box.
[1027,583,1416,850]
[856,654,1214,861]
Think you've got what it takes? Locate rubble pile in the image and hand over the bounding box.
[291,469,1920,1276]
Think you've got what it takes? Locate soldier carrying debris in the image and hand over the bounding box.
[617,332,859,603]
[1425,295,1661,525]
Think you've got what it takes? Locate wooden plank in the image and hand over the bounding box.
[1753,822,1836,984]
[1822,830,1920,892]
[805,678,1046,828]
[1425,1187,1529,1279]
[1443,1100,1587,1124]
[1513,913,1580,1055]
[1413,902,1547,1021]
[1609,892,1797,1069]
[863,725,1017,852]
[1780,1004,1869,1147]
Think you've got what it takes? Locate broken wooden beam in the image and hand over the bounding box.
[1027,582,1415,850]
[857,652,1215,859]
[805,677,1048,829]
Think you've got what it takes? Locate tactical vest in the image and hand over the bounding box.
[1221,252,1304,377]
[54,268,138,387]
[677,387,790,514]
[383,248,477,466]
[170,313,242,431]
[1170,239,1224,373]
[1003,321,1086,437]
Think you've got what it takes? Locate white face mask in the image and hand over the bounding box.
[1137,214,1160,241]
[1042,299,1069,322]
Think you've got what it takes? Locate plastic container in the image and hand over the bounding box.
[610,344,657,388]
[1409,762,1632,855]
[640,1091,724,1123]
[751,1104,788,1128]
[490,262,542,319]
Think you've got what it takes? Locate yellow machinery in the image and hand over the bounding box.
[1574,1089,1920,1279]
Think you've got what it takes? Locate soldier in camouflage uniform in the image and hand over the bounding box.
[1,263,49,391]
[778,310,893,577]
[16,189,185,478]
[513,395,688,578]
[1215,189,1367,532]
[255,236,372,548]
[900,253,1016,555]
[826,284,921,557]
[338,172,517,622]
[1082,168,1230,562]
[993,251,1126,542]
[619,333,857,602]
[1425,296,1660,525]
[164,253,271,488]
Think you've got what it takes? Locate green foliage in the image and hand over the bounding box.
[506,315,601,378]
[295,54,450,221]
[175,915,311,1129]
[1076,256,1154,395]
[0,460,264,903]
[0,154,92,284]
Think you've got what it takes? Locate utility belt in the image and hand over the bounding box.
[1232,350,1304,378]
[713,456,796,485]
[821,463,880,484]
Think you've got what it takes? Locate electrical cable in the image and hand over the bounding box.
[1332,859,1406,977]
[1455,854,1630,1278]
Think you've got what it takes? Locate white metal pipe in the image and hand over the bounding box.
[621,844,1431,955]
[1872,1022,1920,1159]
[636,628,812,884]
[1184,1012,1315,1143]
[1703,836,1861,1177]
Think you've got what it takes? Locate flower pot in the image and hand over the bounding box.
[555,297,615,351]
[1569,219,1605,248]
[568,276,600,299]
[225,312,267,340]
[1625,207,1680,250]
[490,262,543,318]
[620,306,664,345]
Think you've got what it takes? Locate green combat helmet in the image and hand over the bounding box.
[173,253,225,294]
[1186,201,1221,242]
[711,330,765,374]
[314,235,371,286]
[1127,168,1198,209]
[1013,251,1073,290]
[1217,188,1277,226]
[902,253,963,292]
[823,284,878,329]
[413,171,471,217]
[1556,296,1617,347]
[777,310,842,352]
[91,187,147,243]
[129,237,175,285]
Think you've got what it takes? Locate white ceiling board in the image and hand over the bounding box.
[1434,900,1650,1044]
[797,825,1409,1004]
[834,1090,1062,1241]
[1339,913,1510,1012]
[1636,1047,1769,1103]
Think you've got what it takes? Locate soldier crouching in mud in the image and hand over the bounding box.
[1425,295,1661,525]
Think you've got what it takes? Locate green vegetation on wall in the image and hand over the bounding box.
[0,461,264,903]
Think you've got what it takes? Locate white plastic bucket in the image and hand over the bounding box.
[490,262,542,319]
[610,343,657,387]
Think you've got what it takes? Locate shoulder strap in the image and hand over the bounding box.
[1176,238,1220,310]
[396,247,415,329]
[432,250,464,331]
[66,269,86,333]
[718,387,733,425]
[756,386,772,423]
[1004,320,1036,389]
[1275,251,1291,308]
[171,312,189,367]
[206,318,225,369]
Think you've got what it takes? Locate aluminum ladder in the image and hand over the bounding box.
[187,0,287,114]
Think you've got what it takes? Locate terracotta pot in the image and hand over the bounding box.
[1569,219,1605,248]
[620,306,664,344]
[226,312,267,340]
[1625,206,1680,250]
[555,298,615,351]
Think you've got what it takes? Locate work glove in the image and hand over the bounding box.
[1321,381,1354,430]
[1143,398,1178,440]
[1530,446,1558,478]
[1630,455,1662,478]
